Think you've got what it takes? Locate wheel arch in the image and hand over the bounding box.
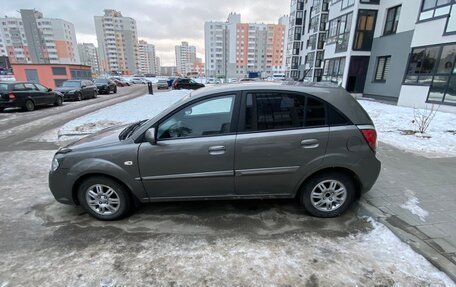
[294,167,363,199]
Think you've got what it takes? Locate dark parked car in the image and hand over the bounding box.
[172,78,205,90]
[157,79,169,90]
[49,83,381,220]
[110,77,130,86]
[55,80,97,101]
[0,81,64,112]
[94,78,117,94]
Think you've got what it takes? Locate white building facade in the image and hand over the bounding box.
[78,43,100,74]
[138,40,157,75]
[175,41,197,76]
[94,9,139,75]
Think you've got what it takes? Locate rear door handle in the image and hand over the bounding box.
[301,139,319,149]
[209,145,226,155]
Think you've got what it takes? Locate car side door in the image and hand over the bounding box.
[138,93,240,199]
[11,83,30,107]
[234,91,329,196]
[23,83,43,105]
[34,83,54,105]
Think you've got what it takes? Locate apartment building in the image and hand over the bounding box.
[160,66,177,76]
[94,9,139,75]
[0,9,80,65]
[204,13,288,79]
[78,43,100,74]
[138,40,157,75]
[175,41,197,76]
[155,56,161,75]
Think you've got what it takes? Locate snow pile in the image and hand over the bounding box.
[60,90,190,135]
[359,99,456,158]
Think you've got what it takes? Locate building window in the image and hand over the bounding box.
[445,4,456,33]
[341,0,355,9]
[384,5,401,35]
[375,56,391,82]
[52,67,67,76]
[323,57,346,84]
[353,10,377,51]
[327,13,353,53]
[360,0,380,4]
[419,0,452,21]
[404,43,456,105]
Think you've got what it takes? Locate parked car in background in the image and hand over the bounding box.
[49,83,381,220]
[110,77,130,86]
[94,78,117,94]
[111,78,125,87]
[0,81,64,112]
[172,78,205,90]
[55,80,97,101]
[156,79,169,89]
[167,77,177,88]
[144,73,155,78]
[240,78,259,82]
[130,77,148,84]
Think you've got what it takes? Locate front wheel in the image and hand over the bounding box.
[78,176,132,220]
[54,96,63,106]
[76,92,82,101]
[300,172,355,218]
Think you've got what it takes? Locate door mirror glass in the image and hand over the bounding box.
[48,88,52,92]
[145,128,156,144]
[184,108,192,116]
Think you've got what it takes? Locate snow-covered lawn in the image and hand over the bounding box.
[60,91,456,158]
[359,100,456,158]
[60,90,191,136]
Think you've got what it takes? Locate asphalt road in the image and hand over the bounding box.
[0,85,149,151]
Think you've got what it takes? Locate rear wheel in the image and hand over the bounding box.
[54,96,63,106]
[76,92,82,101]
[300,172,355,218]
[24,100,35,111]
[78,176,132,220]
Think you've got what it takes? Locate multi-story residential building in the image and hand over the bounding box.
[94,9,139,75]
[160,66,177,76]
[138,40,157,75]
[155,56,161,75]
[204,13,288,79]
[285,0,456,112]
[78,43,100,74]
[0,9,80,65]
[175,41,197,76]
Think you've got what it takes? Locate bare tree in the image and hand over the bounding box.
[412,104,440,134]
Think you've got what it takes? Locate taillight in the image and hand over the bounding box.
[8,92,16,101]
[361,129,377,152]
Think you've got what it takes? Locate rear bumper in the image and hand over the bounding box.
[357,155,381,194]
[0,101,19,108]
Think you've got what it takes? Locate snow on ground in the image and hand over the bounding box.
[400,189,429,222]
[359,99,456,158]
[60,90,190,135]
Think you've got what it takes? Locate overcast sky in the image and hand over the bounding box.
[2,0,289,66]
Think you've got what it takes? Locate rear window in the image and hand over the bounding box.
[0,83,10,92]
[244,92,327,132]
[94,79,108,84]
[62,81,81,88]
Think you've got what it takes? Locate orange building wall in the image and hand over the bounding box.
[55,40,71,58]
[11,64,91,89]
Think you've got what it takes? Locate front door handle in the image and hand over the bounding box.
[209,145,226,155]
[301,139,319,149]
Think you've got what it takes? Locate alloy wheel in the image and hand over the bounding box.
[85,184,120,215]
[310,179,347,212]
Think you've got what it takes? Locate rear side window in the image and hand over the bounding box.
[327,105,351,126]
[0,84,9,92]
[13,84,26,91]
[243,92,327,131]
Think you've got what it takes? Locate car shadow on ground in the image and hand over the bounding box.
[34,198,371,239]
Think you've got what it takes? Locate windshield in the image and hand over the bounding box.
[158,80,167,83]
[62,81,81,88]
[94,79,108,84]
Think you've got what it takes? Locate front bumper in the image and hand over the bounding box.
[49,168,76,205]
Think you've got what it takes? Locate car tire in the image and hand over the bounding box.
[93,91,98,98]
[24,100,35,111]
[78,176,132,221]
[54,96,63,106]
[300,172,355,218]
[76,92,82,101]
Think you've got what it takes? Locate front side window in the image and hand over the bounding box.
[24,83,37,91]
[244,93,326,132]
[157,95,235,139]
[384,5,401,35]
[375,56,391,82]
[34,84,48,92]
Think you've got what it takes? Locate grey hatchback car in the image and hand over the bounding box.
[49,83,380,220]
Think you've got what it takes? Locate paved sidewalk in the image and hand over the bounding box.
[363,143,456,278]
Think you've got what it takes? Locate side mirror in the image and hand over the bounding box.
[81,85,86,88]
[48,88,52,92]
[144,128,156,144]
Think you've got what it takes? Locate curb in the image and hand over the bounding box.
[356,199,456,282]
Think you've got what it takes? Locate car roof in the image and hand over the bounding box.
[188,82,373,125]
